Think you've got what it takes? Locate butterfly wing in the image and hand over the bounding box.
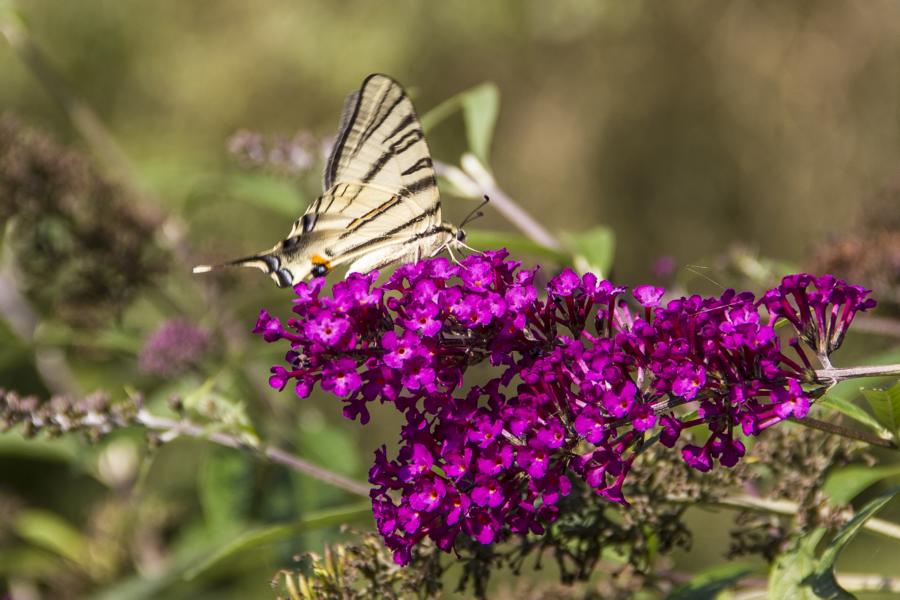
[323,73,440,216]
[193,74,445,287]
[298,74,447,272]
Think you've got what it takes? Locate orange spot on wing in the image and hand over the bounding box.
[311,254,332,268]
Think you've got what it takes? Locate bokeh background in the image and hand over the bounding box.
[2,1,900,598]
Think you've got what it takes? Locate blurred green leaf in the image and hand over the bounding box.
[769,528,826,600]
[0,431,81,464]
[421,82,500,163]
[88,542,214,600]
[0,547,61,578]
[14,509,90,569]
[563,226,616,278]
[467,229,571,264]
[862,383,900,435]
[808,487,899,599]
[825,464,900,505]
[666,561,758,600]
[33,321,143,354]
[184,503,372,580]
[816,396,891,439]
[199,447,255,535]
[461,83,499,164]
[183,172,305,219]
[225,173,306,218]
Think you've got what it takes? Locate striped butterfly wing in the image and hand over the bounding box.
[193,74,444,287]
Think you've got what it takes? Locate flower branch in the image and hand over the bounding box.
[666,493,900,542]
[434,155,563,251]
[815,364,900,382]
[0,388,372,498]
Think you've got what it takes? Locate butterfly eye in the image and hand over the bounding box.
[456,229,467,242]
[311,264,329,277]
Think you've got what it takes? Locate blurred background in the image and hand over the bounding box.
[2,1,900,598]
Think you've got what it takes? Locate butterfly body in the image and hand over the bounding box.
[194,74,466,288]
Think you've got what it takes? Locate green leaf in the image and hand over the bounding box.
[666,561,758,600]
[466,229,571,265]
[769,528,827,600]
[862,382,900,434]
[824,464,900,505]
[816,395,891,439]
[768,487,899,599]
[421,82,500,163]
[14,509,90,569]
[184,503,372,580]
[225,172,306,218]
[807,487,900,599]
[461,83,499,164]
[563,226,616,278]
[199,447,255,535]
[183,172,305,219]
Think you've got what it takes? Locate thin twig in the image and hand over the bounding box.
[434,156,564,251]
[815,363,900,382]
[790,416,898,450]
[835,573,900,593]
[135,411,371,498]
[666,493,900,542]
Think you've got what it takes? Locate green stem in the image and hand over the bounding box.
[667,493,900,542]
[791,416,898,450]
[135,410,371,498]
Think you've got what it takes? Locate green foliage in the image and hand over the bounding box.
[421,82,500,165]
[466,229,571,264]
[862,382,900,436]
[817,395,892,440]
[824,464,900,505]
[770,489,900,600]
[563,225,616,279]
[806,489,899,599]
[13,509,91,569]
[770,529,827,600]
[666,562,759,600]
[198,448,255,535]
[185,504,372,581]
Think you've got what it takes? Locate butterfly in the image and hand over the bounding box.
[193,73,482,288]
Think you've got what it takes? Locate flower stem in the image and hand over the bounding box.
[666,493,900,542]
[135,410,372,498]
[815,363,900,382]
[434,156,564,251]
[790,416,898,450]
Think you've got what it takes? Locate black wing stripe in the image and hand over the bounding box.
[390,129,424,154]
[340,196,402,238]
[333,203,441,257]
[383,113,416,143]
[403,175,437,195]
[401,157,433,176]
[361,149,395,183]
[357,90,404,152]
[324,90,362,189]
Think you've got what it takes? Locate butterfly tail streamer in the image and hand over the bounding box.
[192,252,277,276]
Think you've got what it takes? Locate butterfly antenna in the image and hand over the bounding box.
[459,195,491,229]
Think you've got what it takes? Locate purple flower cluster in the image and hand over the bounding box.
[139,318,210,377]
[254,250,875,564]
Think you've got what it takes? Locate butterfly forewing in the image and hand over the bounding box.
[323,74,440,216]
[194,74,455,287]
